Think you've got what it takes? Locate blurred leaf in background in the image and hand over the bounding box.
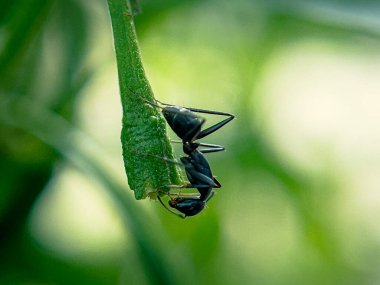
[1,0,380,284]
[0,0,98,283]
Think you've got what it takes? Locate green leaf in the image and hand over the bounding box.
[107,0,183,199]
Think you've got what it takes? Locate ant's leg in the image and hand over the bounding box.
[212,177,221,189]
[197,143,225,154]
[170,139,185,144]
[185,169,219,188]
[171,140,225,154]
[157,196,185,219]
[199,147,224,153]
[154,98,172,106]
[169,176,221,189]
[205,191,215,203]
[165,183,216,189]
[170,178,221,190]
[169,192,200,198]
[185,107,234,117]
[196,114,235,140]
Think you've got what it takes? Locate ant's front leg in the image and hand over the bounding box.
[195,111,235,140]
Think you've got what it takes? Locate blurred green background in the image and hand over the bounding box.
[1,0,380,284]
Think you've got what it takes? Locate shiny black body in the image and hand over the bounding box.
[132,91,234,218]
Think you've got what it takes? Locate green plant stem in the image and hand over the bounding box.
[106,0,182,200]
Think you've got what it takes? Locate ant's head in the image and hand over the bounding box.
[169,198,205,217]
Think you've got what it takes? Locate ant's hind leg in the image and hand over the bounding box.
[196,113,235,140]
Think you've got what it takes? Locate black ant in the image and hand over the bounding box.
[129,89,235,218]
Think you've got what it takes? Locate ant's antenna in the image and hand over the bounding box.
[154,98,173,107]
[127,87,163,109]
